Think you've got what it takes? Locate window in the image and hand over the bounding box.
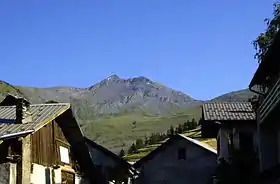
[59,146,70,164]
[178,147,186,160]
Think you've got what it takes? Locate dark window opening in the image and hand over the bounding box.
[178,147,186,160]
[239,133,254,153]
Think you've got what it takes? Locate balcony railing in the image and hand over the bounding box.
[259,77,280,123]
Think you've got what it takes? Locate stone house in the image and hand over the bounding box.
[248,30,280,183]
[133,134,217,184]
[85,137,138,184]
[0,94,104,184]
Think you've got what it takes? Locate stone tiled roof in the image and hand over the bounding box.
[0,103,70,139]
[202,102,255,121]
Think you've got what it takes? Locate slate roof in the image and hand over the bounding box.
[202,102,255,121]
[0,103,70,139]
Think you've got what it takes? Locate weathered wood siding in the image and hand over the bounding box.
[31,122,54,166]
[259,124,278,171]
[31,120,72,167]
[135,139,217,184]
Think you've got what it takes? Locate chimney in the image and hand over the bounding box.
[16,98,32,124]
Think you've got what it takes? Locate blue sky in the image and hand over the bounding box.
[0,0,276,100]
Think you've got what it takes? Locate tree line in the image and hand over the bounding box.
[119,118,198,156]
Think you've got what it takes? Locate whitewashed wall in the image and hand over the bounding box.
[29,163,88,184]
[30,164,46,184]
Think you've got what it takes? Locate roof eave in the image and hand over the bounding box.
[0,129,34,140]
[249,66,262,89]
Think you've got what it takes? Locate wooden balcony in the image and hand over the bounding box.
[260,77,280,123]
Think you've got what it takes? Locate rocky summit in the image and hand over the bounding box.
[0,76,255,151]
[0,76,255,121]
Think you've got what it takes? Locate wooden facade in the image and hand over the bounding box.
[29,119,80,184]
[248,31,280,183]
[0,98,98,184]
[0,120,81,184]
[249,31,280,125]
[31,120,73,168]
[259,78,280,123]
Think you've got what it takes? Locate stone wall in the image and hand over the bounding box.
[135,139,217,184]
[22,135,31,184]
[0,162,10,184]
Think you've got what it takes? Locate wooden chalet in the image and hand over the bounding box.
[85,137,138,184]
[249,30,280,183]
[201,102,257,183]
[0,94,104,184]
[201,102,256,160]
[133,134,217,184]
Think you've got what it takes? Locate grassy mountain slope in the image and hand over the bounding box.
[0,80,26,101]
[211,89,255,102]
[81,106,201,152]
[124,127,216,162]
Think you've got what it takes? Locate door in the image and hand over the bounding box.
[61,171,75,184]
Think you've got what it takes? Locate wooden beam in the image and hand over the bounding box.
[56,138,70,147]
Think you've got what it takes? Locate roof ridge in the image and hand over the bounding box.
[204,102,251,104]
[178,134,217,154]
[31,103,70,106]
[0,103,70,108]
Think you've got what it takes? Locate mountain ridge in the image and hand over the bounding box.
[12,76,202,117]
[1,76,255,116]
[0,76,255,152]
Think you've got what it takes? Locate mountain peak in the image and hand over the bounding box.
[129,76,152,84]
[106,74,120,81]
[88,75,121,90]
